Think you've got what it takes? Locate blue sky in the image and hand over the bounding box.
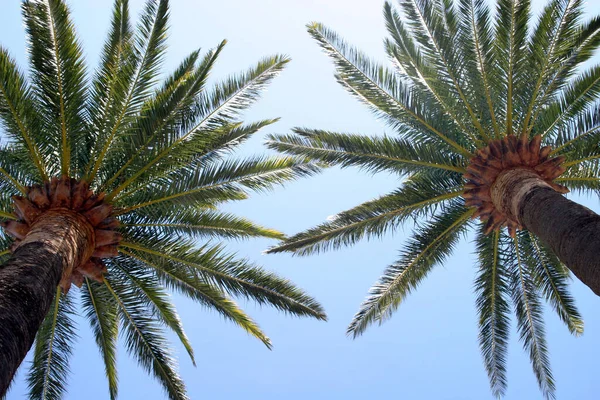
[3,0,600,399]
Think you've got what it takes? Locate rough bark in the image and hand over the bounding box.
[0,210,94,396]
[492,168,600,296]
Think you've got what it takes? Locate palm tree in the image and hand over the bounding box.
[266,0,600,398]
[0,0,326,398]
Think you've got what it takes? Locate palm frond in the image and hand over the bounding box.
[109,119,280,200]
[96,41,227,187]
[111,258,195,365]
[121,209,285,241]
[0,145,31,194]
[119,238,326,321]
[522,232,583,335]
[22,0,87,176]
[510,234,555,400]
[114,250,273,348]
[475,229,511,398]
[105,55,290,200]
[555,161,600,193]
[115,156,319,215]
[494,0,532,135]
[80,279,119,400]
[104,277,188,400]
[0,48,47,180]
[26,290,77,400]
[267,171,464,256]
[85,0,134,182]
[266,128,466,174]
[522,0,583,134]
[551,103,600,156]
[398,0,489,141]
[86,0,169,184]
[457,0,501,136]
[347,201,472,337]
[538,65,600,138]
[307,21,473,156]
[383,2,484,145]
[529,15,600,128]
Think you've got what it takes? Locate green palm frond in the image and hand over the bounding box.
[529,15,600,130]
[104,55,290,199]
[538,65,600,138]
[115,249,273,348]
[510,234,555,399]
[121,209,285,241]
[456,0,500,136]
[114,156,319,215]
[110,259,195,365]
[555,161,600,192]
[94,40,226,186]
[307,21,473,156]
[80,280,119,400]
[494,0,532,135]
[522,0,583,134]
[383,2,484,145]
[347,201,473,337]
[267,128,466,174]
[475,229,510,398]
[266,0,600,398]
[522,232,583,335]
[0,146,32,194]
[0,0,326,398]
[267,171,463,256]
[0,48,47,181]
[118,235,326,321]
[27,290,77,400]
[104,277,188,400]
[85,0,134,183]
[399,0,489,141]
[22,0,87,176]
[551,103,600,156]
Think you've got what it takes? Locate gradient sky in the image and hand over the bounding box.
[2,0,600,399]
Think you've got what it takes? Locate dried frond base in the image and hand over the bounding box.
[0,176,121,292]
[463,135,568,237]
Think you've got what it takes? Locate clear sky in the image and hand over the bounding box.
[2,0,600,399]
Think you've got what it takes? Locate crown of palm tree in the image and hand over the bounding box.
[266,0,600,398]
[0,0,326,399]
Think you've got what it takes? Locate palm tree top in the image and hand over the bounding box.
[0,0,325,398]
[267,0,600,398]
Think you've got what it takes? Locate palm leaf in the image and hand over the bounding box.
[267,128,465,174]
[104,277,188,400]
[22,0,87,176]
[475,229,511,398]
[347,201,473,337]
[307,21,473,156]
[0,48,47,181]
[105,55,290,200]
[114,249,273,349]
[26,290,77,400]
[509,234,555,399]
[120,209,285,241]
[494,0,532,135]
[267,171,464,256]
[399,0,489,141]
[522,232,583,335]
[80,279,119,400]
[110,258,195,365]
[118,237,326,321]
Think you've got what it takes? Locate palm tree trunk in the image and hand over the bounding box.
[0,210,94,396]
[492,168,600,296]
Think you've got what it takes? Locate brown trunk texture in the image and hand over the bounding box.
[0,210,94,396]
[492,168,600,296]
